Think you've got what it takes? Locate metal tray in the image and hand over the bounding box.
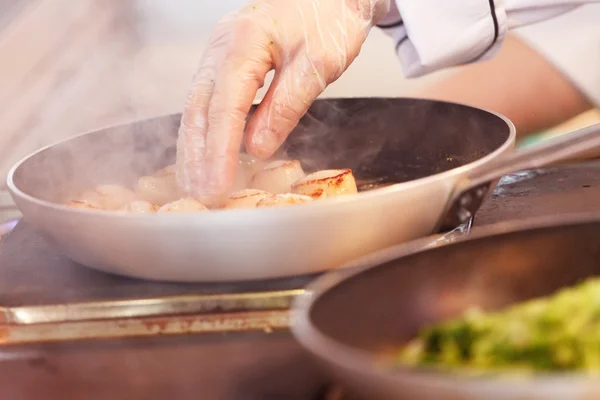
[0,218,466,344]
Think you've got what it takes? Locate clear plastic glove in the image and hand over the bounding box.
[176,0,390,206]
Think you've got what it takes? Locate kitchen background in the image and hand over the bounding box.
[1,0,599,222]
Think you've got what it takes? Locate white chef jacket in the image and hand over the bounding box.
[377,1,600,106]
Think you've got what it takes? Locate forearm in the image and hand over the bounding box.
[409,34,593,138]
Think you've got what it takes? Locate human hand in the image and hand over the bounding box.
[176,0,390,205]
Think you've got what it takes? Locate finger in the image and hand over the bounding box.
[244,55,328,160]
[176,47,224,203]
[201,53,272,201]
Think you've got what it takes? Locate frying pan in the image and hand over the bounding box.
[291,213,600,400]
[7,98,516,282]
[9,95,599,284]
[7,98,600,282]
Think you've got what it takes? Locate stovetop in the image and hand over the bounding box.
[0,220,320,308]
[0,221,376,400]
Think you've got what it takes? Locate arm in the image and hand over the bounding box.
[177,0,600,203]
[408,34,593,138]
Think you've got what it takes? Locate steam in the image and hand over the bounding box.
[12,97,510,208]
[13,114,181,204]
[265,98,390,174]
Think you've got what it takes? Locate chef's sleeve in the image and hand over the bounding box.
[376,0,599,92]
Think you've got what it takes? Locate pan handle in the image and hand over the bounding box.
[436,123,600,232]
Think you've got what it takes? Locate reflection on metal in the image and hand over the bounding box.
[0,289,301,344]
[0,290,302,325]
[0,215,464,345]
[0,310,292,345]
[0,218,18,242]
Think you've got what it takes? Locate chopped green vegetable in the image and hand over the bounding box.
[397,277,600,374]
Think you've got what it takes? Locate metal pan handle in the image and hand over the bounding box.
[436,123,600,232]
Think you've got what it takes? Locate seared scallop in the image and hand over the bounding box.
[65,199,100,210]
[154,164,176,178]
[250,160,306,194]
[134,175,180,206]
[157,198,209,213]
[233,153,267,191]
[120,200,159,213]
[221,189,272,209]
[78,184,137,210]
[291,169,357,199]
[256,193,313,208]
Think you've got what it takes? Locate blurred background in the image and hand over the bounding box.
[1,0,599,221]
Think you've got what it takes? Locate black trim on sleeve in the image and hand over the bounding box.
[472,0,500,61]
[376,19,404,29]
[395,35,409,53]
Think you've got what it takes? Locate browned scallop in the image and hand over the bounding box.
[65,200,101,210]
[78,184,137,210]
[250,160,306,194]
[154,164,176,178]
[134,175,180,206]
[120,200,159,213]
[232,153,267,191]
[291,169,357,199]
[221,189,272,209]
[256,193,313,208]
[239,153,266,176]
[157,198,209,213]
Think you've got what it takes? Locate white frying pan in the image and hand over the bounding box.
[6,98,524,282]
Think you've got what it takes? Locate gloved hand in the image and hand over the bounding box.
[176,0,390,206]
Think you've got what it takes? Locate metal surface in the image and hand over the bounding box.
[6,98,515,282]
[0,310,292,345]
[0,162,599,400]
[293,213,600,400]
[438,122,600,231]
[0,330,331,400]
[0,290,300,325]
[0,219,466,344]
[0,218,17,242]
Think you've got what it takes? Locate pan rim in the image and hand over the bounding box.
[5,97,516,221]
[291,211,600,393]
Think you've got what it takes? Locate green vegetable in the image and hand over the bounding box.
[397,277,600,374]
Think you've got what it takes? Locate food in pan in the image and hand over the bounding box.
[157,198,209,213]
[292,169,358,199]
[256,193,313,207]
[396,277,600,374]
[120,200,159,213]
[250,160,306,194]
[67,184,137,210]
[134,175,179,206]
[221,189,272,209]
[64,156,358,213]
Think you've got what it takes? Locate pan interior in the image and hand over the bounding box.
[309,220,600,353]
[11,98,511,204]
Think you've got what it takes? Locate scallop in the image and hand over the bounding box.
[120,200,159,213]
[78,184,137,210]
[239,153,266,177]
[134,175,180,206]
[221,189,272,209]
[256,193,313,208]
[65,200,100,210]
[154,164,176,178]
[291,169,357,199]
[157,198,209,213]
[232,153,267,190]
[250,160,306,194]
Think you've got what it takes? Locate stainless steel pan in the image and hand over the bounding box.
[7,98,517,282]
[292,213,600,400]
